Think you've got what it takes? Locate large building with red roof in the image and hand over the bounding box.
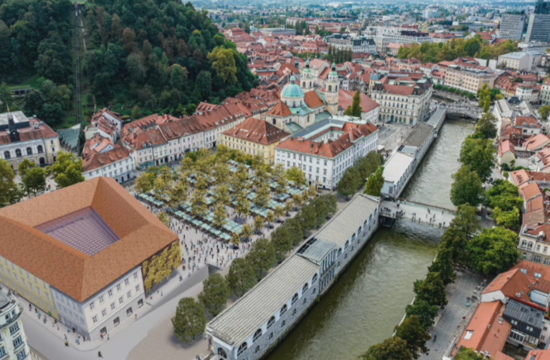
[275,118,378,189]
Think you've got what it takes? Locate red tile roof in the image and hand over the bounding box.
[0,118,58,146]
[304,91,325,109]
[223,117,289,145]
[339,90,379,114]
[0,178,178,302]
[268,101,292,117]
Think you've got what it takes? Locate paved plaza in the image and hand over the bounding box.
[381,200,456,229]
[420,271,485,360]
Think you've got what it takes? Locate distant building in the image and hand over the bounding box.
[526,13,550,43]
[0,178,180,340]
[0,288,30,360]
[258,28,296,36]
[222,117,290,164]
[326,34,377,54]
[0,111,60,169]
[444,63,496,94]
[541,78,550,105]
[499,13,526,42]
[497,51,542,71]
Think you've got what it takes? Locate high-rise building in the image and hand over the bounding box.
[526,13,550,43]
[0,287,30,360]
[499,13,526,41]
[535,0,550,14]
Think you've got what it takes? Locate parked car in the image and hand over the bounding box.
[266,224,274,229]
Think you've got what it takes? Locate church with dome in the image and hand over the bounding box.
[266,60,340,133]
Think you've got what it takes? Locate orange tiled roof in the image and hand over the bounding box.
[0,178,178,302]
[223,117,289,145]
[304,91,325,109]
[268,101,292,117]
[339,90,379,113]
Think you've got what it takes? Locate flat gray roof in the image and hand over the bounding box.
[315,194,379,248]
[403,122,433,148]
[383,152,414,183]
[207,255,319,345]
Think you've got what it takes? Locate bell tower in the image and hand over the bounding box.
[326,63,339,116]
[301,59,314,92]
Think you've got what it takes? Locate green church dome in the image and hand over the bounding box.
[281,76,305,99]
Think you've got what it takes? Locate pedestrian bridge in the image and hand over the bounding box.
[445,104,482,120]
[380,199,457,229]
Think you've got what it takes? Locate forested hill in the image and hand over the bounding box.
[84,0,257,116]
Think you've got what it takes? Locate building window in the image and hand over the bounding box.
[90,302,95,310]
[2,151,8,159]
[99,295,104,303]
[102,309,107,317]
[291,293,298,305]
[253,329,262,342]
[134,272,138,280]
[135,285,140,293]
[281,320,286,327]
[125,278,130,286]
[116,284,121,291]
[126,307,133,316]
[111,303,115,310]
[26,147,32,156]
[114,317,120,327]
[280,304,287,316]
[267,316,275,329]
[119,297,124,304]
[108,290,113,297]
[237,342,248,356]
[15,149,21,157]
[9,323,19,335]
[138,299,144,308]
[255,346,261,354]
[312,274,318,282]
[302,283,309,293]
[269,333,273,340]
[92,316,98,324]
[0,347,5,357]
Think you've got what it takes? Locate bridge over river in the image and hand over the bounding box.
[380,199,457,229]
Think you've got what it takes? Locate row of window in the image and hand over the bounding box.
[3,145,45,160]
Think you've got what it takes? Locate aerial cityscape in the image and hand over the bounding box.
[1,0,550,359]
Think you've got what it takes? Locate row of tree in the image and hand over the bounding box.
[338,151,384,196]
[83,0,257,116]
[171,194,338,343]
[0,152,85,208]
[397,37,518,63]
[326,46,354,63]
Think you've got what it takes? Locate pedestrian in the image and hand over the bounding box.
[135,314,137,320]
[98,351,103,358]
[433,334,437,342]
[107,334,110,341]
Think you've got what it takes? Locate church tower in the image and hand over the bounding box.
[301,59,314,92]
[326,63,339,116]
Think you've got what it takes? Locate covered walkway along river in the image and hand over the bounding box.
[266,119,475,360]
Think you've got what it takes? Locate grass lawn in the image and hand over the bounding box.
[6,75,41,91]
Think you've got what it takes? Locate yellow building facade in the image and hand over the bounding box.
[0,255,58,319]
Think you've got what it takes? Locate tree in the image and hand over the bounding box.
[266,211,276,224]
[214,185,231,206]
[395,316,431,359]
[428,247,456,285]
[459,137,496,181]
[231,232,241,247]
[475,112,497,139]
[365,167,384,196]
[273,164,288,194]
[338,167,363,196]
[198,274,231,316]
[248,238,277,278]
[157,212,171,227]
[168,180,189,209]
[254,216,265,233]
[48,152,85,189]
[272,226,293,260]
[344,91,363,117]
[172,298,208,343]
[213,202,228,229]
[23,90,44,117]
[540,105,550,122]
[287,167,307,187]
[226,258,256,296]
[493,207,521,230]
[414,272,447,307]
[18,159,37,177]
[242,224,253,240]
[360,336,414,360]
[455,348,484,360]
[208,47,238,84]
[191,189,208,218]
[0,159,21,208]
[21,166,46,196]
[451,166,485,207]
[405,300,439,330]
[136,172,156,193]
[468,227,520,275]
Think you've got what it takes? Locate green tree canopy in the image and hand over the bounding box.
[365,166,384,196]
[227,258,256,296]
[172,297,208,343]
[395,315,431,359]
[468,227,520,275]
[248,238,277,278]
[405,300,439,330]
[344,90,363,117]
[198,274,231,316]
[459,136,496,181]
[0,159,21,207]
[48,152,85,188]
[360,336,414,360]
[451,166,485,207]
[414,272,447,307]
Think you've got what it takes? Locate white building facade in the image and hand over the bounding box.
[0,289,30,360]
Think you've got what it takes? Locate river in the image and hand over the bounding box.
[266,120,475,360]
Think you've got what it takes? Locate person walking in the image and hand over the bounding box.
[98,351,103,358]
